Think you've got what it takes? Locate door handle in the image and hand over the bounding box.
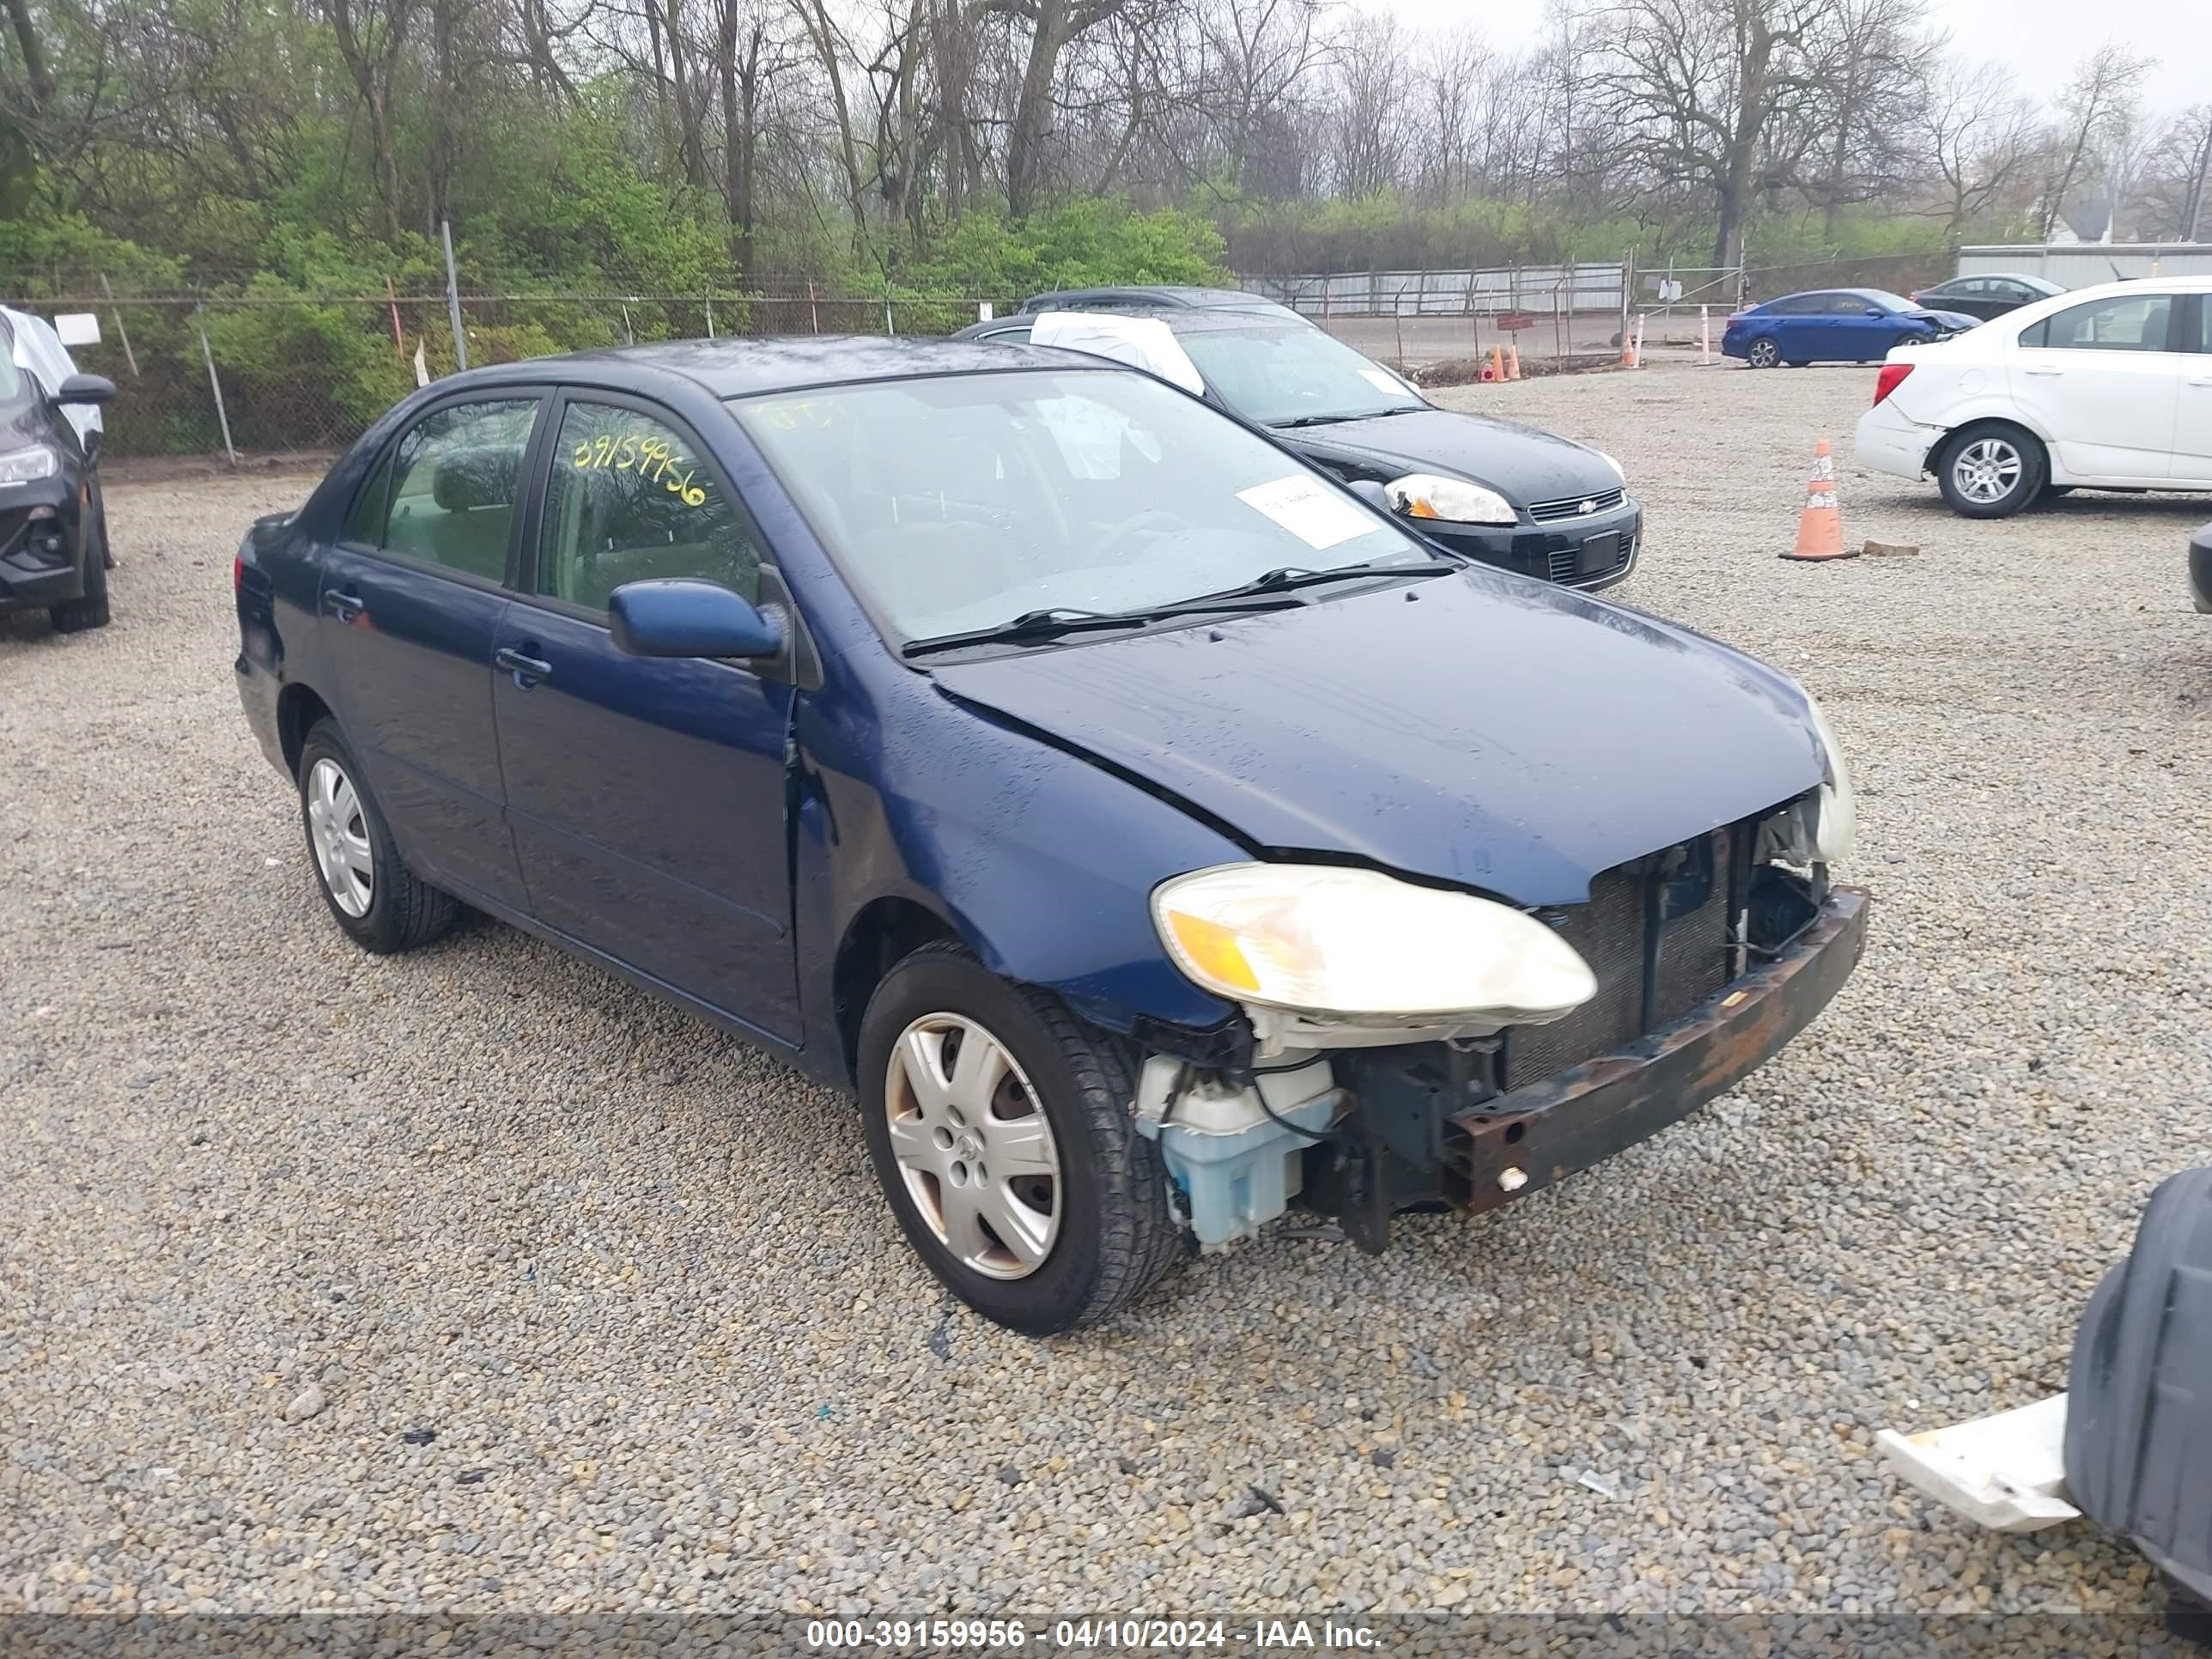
[495,645,552,687]
[2023,368,2063,377]
[323,588,365,623]
[2189,378,2212,389]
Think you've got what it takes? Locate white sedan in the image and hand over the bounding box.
[1855,276,2212,517]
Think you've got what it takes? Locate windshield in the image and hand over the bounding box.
[732,368,1426,645]
[1172,325,1425,427]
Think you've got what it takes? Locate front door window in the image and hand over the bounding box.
[538,401,763,611]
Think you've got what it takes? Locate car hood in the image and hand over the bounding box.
[1282,407,1620,504]
[1904,307,1978,331]
[929,568,1826,906]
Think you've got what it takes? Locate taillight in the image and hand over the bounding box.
[233,552,244,591]
[1873,363,1914,407]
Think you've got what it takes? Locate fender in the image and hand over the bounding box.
[787,642,1245,1089]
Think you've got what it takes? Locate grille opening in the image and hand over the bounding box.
[1500,824,1739,1091]
[1529,486,1627,524]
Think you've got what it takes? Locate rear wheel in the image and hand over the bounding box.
[1746,337,1781,368]
[858,941,1185,1334]
[296,718,458,953]
[1936,424,2045,519]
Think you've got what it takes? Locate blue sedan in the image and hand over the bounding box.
[1723,288,1977,368]
[234,337,1867,1333]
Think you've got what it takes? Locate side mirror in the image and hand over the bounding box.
[1348,478,1393,513]
[56,373,116,406]
[609,578,782,659]
[1864,308,1886,319]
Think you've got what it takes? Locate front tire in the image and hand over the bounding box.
[1746,337,1781,368]
[1936,424,2045,519]
[858,941,1185,1334]
[48,496,110,631]
[296,718,458,953]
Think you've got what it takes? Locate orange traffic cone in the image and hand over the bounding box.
[1781,437,1856,561]
[1488,344,1506,382]
[1506,343,1522,381]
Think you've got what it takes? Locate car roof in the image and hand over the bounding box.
[2013,275,2212,304]
[1934,272,2063,288]
[1044,306,1310,336]
[424,334,1111,400]
[1017,285,1287,313]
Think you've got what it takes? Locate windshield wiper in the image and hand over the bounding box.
[1270,405,1424,429]
[902,597,1305,658]
[1183,559,1462,604]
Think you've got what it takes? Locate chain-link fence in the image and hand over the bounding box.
[1240,262,1632,369]
[2,283,1013,462]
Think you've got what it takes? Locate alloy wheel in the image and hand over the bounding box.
[306,757,374,918]
[1952,437,2021,506]
[1747,338,1779,368]
[884,1013,1061,1279]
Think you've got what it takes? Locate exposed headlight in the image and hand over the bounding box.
[1152,863,1595,1026]
[0,445,58,484]
[1594,449,1626,483]
[1384,472,1516,526]
[1802,693,1856,863]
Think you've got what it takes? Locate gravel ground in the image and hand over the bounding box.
[6,361,2210,1626]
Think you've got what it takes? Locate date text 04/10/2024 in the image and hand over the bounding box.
[801,1619,1380,1650]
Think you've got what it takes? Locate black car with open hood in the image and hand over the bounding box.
[0,308,118,632]
[954,302,1642,592]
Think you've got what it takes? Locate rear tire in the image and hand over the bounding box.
[1746,337,1781,368]
[858,941,1186,1334]
[296,718,458,954]
[1936,423,2045,519]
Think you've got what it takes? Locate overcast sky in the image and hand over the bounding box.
[1370,0,2204,118]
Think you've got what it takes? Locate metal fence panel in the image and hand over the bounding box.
[1957,244,2212,288]
[1243,263,1626,320]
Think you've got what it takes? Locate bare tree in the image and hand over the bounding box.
[1324,9,1410,198]
[2134,104,2212,240]
[1911,55,2041,232]
[1596,0,1837,268]
[1802,0,1923,233]
[2036,42,2150,240]
[992,0,1142,217]
[326,0,421,240]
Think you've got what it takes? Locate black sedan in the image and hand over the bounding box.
[0,314,116,632]
[955,307,1641,592]
[1908,272,2066,322]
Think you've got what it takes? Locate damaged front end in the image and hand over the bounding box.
[1129,793,1869,1254]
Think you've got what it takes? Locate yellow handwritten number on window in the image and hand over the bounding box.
[570,430,708,507]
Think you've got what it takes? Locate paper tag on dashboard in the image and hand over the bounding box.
[1236,476,1377,551]
[1359,368,1410,397]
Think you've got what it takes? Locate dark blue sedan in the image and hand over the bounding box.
[1723,288,1978,368]
[234,337,1867,1333]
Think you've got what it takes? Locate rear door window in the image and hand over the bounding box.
[370,398,541,580]
[2022,295,2176,352]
